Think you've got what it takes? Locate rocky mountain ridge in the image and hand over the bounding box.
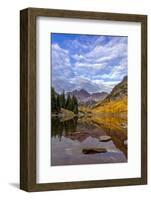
[67,89,108,103]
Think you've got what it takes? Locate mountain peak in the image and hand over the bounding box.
[79,89,90,95]
[67,89,108,104]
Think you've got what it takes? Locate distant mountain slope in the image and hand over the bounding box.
[92,76,127,113]
[67,89,108,103]
[67,89,89,102]
[91,92,108,101]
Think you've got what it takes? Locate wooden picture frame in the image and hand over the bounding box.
[20,7,147,192]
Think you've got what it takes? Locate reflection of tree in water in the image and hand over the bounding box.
[64,117,77,135]
[51,117,78,140]
[51,117,64,140]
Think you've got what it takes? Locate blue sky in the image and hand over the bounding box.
[51,33,127,94]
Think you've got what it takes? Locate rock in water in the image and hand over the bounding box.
[99,135,111,142]
[82,148,107,154]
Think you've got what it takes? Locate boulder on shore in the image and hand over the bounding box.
[82,148,107,154]
[99,135,111,142]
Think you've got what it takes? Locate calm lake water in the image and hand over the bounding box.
[51,115,127,166]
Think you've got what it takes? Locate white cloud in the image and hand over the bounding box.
[92,79,119,92]
[52,36,127,93]
[70,76,108,93]
[71,36,127,81]
[52,43,74,79]
[85,38,127,62]
[74,62,105,70]
[52,43,68,54]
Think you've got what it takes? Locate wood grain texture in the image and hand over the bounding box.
[141,16,147,183]
[20,9,29,191]
[20,8,36,191]
[20,7,147,192]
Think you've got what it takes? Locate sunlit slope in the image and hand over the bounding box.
[92,97,127,113]
[92,76,127,114]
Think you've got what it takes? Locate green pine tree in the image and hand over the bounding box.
[60,90,66,108]
[56,94,61,112]
[65,94,71,110]
[51,87,57,113]
[72,95,78,114]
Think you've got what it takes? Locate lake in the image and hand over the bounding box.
[51,114,127,166]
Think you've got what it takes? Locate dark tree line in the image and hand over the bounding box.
[51,87,78,114]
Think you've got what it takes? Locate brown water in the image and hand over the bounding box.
[51,115,127,166]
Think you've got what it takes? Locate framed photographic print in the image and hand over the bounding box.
[20,8,147,191]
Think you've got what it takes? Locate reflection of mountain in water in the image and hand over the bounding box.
[51,115,127,159]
